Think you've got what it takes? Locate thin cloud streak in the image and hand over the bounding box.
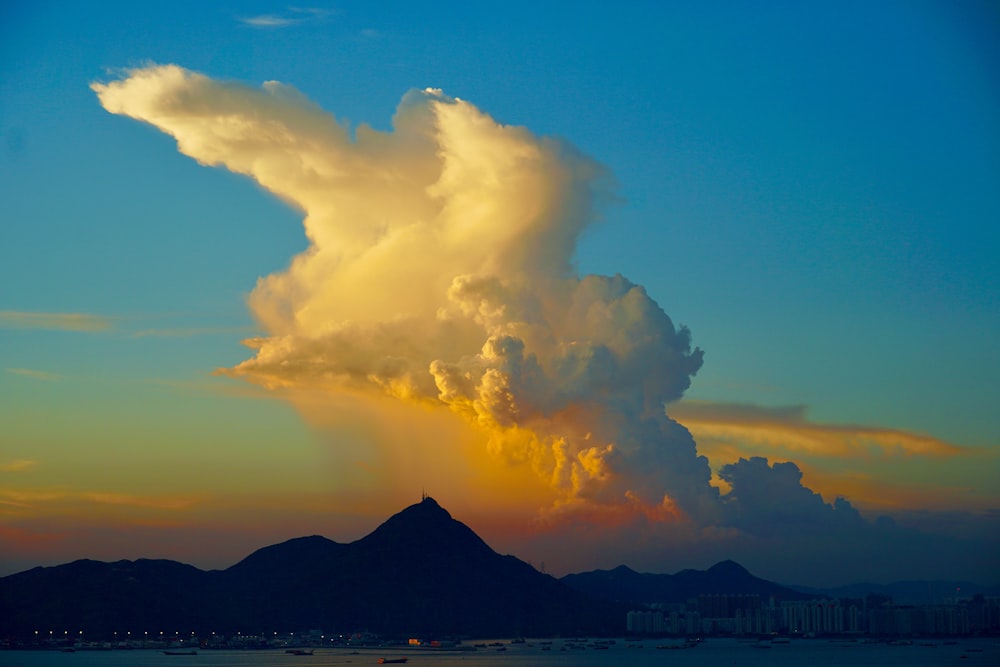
[238,7,334,29]
[6,368,63,381]
[0,460,37,473]
[0,311,111,332]
[239,15,302,28]
[81,492,200,511]
[672,400,962,459]
[0,488,203,515]
[132,325,256,338]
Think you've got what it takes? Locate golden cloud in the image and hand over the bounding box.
[671,400,962,460]
[94,65,713,524]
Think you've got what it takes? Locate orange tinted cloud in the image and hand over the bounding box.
[671,400,994,512]
[671,400,961,459]
[0,488,204,519]
[0,459,38,472]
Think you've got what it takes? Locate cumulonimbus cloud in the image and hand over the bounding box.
[96,65,982,551]
[93,64,718,522]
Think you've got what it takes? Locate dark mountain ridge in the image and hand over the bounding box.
[560,559,814,605]
[8,497,974,639]
[0,497,621,638]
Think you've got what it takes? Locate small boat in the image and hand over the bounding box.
[378,658,408,664]
[163,650,197,655]
[286,648,314,655]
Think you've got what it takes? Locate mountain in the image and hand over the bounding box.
[0,557,213,635]
[561,560,813,605]
[0,497,621,638]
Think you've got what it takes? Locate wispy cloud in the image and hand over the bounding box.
[0,311,111,332]
[238,7,334,29]
[671,400,962,459]
[6,368,63,381]
[0,488,202,513]
[0,460,37,473]
[81,492,199,511]
[240,14,301,28]
[132,325,256,338]
[146,376,276,400]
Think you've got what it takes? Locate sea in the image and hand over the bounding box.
[1,638,997,667]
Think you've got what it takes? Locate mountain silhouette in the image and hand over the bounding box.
[0,497,621,638]
[561,559,812,605]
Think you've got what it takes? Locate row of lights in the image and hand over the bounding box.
[36,630,195,636]
[33,630,337,638]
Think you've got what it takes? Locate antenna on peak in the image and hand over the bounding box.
[422,488,427,501]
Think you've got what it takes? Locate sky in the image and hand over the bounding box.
[1,1,998,587]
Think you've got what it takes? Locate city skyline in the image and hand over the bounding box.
[1,1,998,586]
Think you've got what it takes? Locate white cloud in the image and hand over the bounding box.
[238,7,334,29]
[239,14,302,28]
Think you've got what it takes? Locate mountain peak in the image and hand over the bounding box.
[708,559,751,577]
[383,495,453,525]
[413,494,448,514]
[359,496,490,556]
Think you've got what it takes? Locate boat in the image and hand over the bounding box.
[163,650,197,655]
[377,658,408,664]
[286,648,314,655]
[656,641,698,650]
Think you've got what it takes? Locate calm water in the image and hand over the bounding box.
[1,639,997,667]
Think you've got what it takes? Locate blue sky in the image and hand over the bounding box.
[1,1,998,585]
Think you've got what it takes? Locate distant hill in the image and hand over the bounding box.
[560,560,814,605]
[0,497,621,638]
